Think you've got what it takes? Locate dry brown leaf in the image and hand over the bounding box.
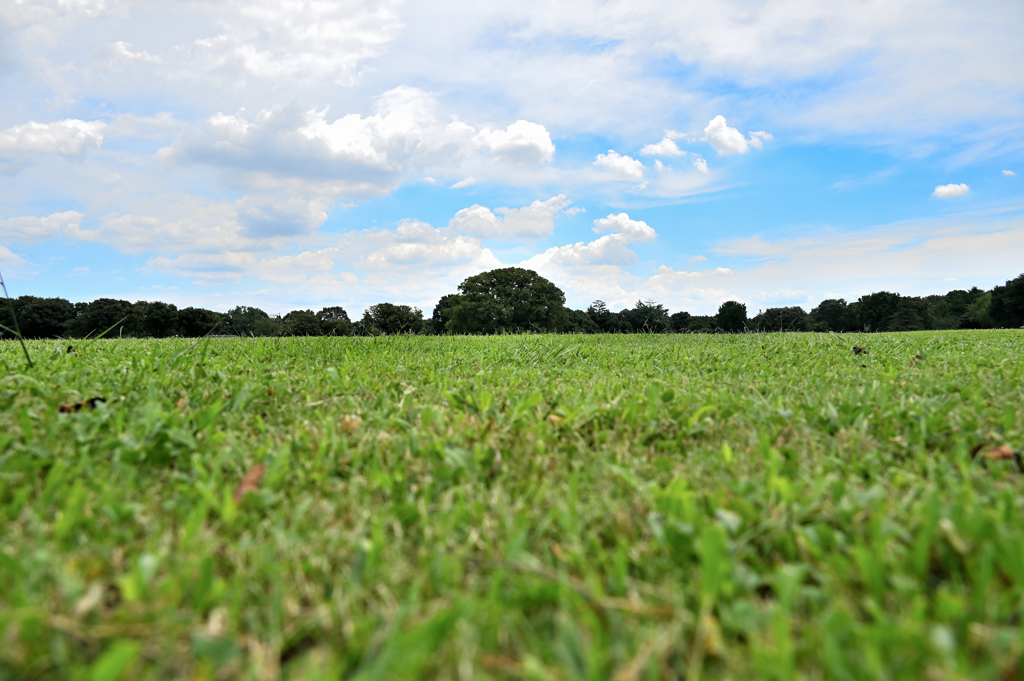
[266,388,275,396]
[852,346,868,355]
[233,463,265,503]
[547,414,564,425]
[58,397,106,413]
[984,445,1015,461]
[551,542,565,561]
[176,397,187,410]
[340,414,363,434]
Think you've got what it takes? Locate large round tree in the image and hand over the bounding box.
[448,267,568,334]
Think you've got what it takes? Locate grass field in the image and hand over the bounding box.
[1,330,1023,680]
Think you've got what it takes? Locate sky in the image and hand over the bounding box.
[1,0,1023,317]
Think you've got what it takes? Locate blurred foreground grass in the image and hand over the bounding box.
[1,331,1023,680]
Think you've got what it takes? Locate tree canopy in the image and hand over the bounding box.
[448,267,568,334]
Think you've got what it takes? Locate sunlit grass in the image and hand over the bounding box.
[1,330,1022,679]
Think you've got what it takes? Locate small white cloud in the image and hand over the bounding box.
[473,120,555,164]
[105,41,162,65]
[639,137,685,157]
[422,176,439,184]
[0,119,106,157]
[449,195,571,240]
[1004,170,1017,176]
[704,115,749,155]
[451,177,478,189]
[70,266,90,275]
[692,157,709,174]
[748,130,774,149]
[235,195,328,237]
[592,213,656,242]
[593,150,645,180]
[564,207,585,216]
[933,183,970,198]
[689,255,708,262]
[0,211,84,244]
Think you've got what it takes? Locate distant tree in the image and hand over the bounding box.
[65,298,134,338]
[752,306,810,332]
[686,315,716,333]
[317,306,353,336]
[362,303,424,335]
[253,315,284,337]
[886,298,931,332]
[178,307,224,337]
[564,309,601,333]
[587,300,629,333]
[622,300,670,332]
[448,267,567,334]
[853,291,901,332]
[431,294,462,334]
[716,301,747,332]
[284,309,321,336]
[958,291,994,329]
[989,273,1024,328]
[809,299,856,332]
[226,306,270,336]
[4,296,75,339]
[669,311,691,332]
[135,301,179,337]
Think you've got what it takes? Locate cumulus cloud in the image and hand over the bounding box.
[184,0,403,86]
[104,41,162,66]
[521,212,655,271]
[1004,170,1017,176]
[448,195,571,240]
[0,211,83,244]
[0,119,106,170]
[933,183,970,198]
[704,115,772,155]
[593,150,645,180]
[67,202,260,254]
[451,177,478,188]
[235,195,329,237]
[166,87,555,198]
[593,212,656,242]
[639,137,685,157]
[473,120,555,163]
[692,157,709,174]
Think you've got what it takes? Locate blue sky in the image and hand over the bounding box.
[1,0,1022,316]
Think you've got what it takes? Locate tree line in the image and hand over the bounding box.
[2,267,1023,339]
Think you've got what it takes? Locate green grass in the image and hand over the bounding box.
[1,330,1023,680]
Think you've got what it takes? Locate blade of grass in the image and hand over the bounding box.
[0,270,33,368]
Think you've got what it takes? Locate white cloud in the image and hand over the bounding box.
[451,177,478,188]
[235,195,329,237]
[933,183,970,198]
[104,41,162,66]
[1004,170,1017,176]
[565,206,585,215]
[184,0,403,86]
[689,255,708,262]
[0,120,106,167]
[448,195,571,240]
[518,212,657,302]
[593,150,645,180]
[592,213,656,242]
[747,130,774,149]
[639,137,685,157]
[473,120,555,164]
[0,211,84,244]
[703,115,750,155]
[66,202,260,255]
[692,157,709,174]
[166,87,556,198]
